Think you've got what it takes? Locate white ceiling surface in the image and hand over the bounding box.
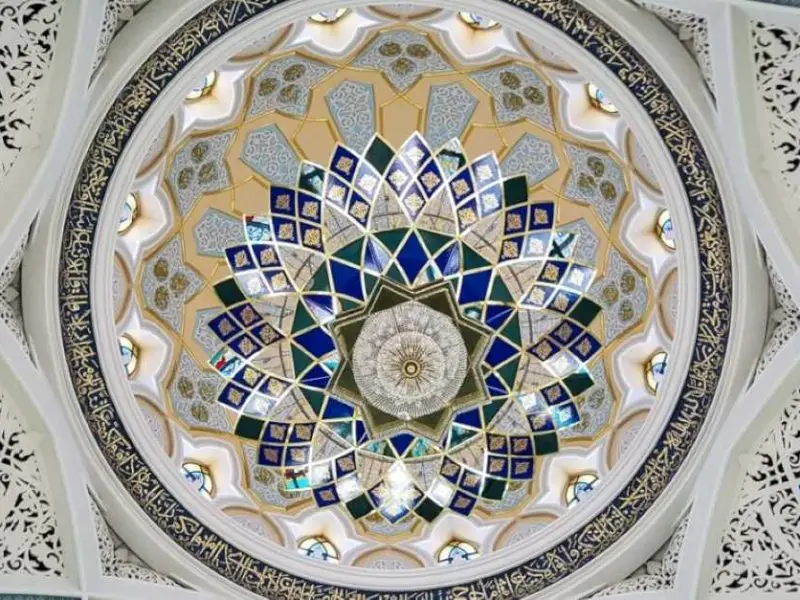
[1,0,800,599]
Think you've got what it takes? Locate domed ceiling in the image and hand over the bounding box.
[58,1,733,596]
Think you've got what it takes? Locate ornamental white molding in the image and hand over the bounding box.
[631,1,714,95]
[93,0,152,73]
[89,496,178,587]
[0,0,63,178]
[710,388,800,594]
[0,389,64,577]
[0,230,30,358]
[590,513,690,596]
[755,255,800,379]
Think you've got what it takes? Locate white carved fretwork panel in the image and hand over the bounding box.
[632,2,714,94]
[711,391,800,593]
[752,22,800,202]
[90,497,177,586]
[755,255,800,379]
[0,0,62,178]
[591,514,690,595]
[0,391,63,575]
[94,1,152,72]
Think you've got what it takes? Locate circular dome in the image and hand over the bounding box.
[51,1,738,597]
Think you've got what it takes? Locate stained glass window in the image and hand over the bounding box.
[118,192,139,234]
[645,351,668,394]
[458,12,499,30]
[586,83,618,115]
[206,131,606,527]
[437,539,479,564]
[656,209,675,250]
[565,473,599,507]
[119,334,139,377]
[297,535,339,563]
[309,9,349,23]
[182,460,214,498]
[186,71,217,101]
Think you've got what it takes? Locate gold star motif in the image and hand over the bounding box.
[336,156,354,174]
[219,319,233,336]
[506,213,522,230]
[458,207,477,226]
[327,184,346,204]
[452,179,470,198]
[421,171,440,190]
[303,228,322,248]
[267,378,287,397]
[476,165,493,182]
[543,264,561,282]
[270,424,287,440]
[389,170,409,188]
[350,201,369,220]
[234,250,249,268]
[259,248,276,265]
[552,292,570,312]
[301,202,319,219]
[502,240,519,259]
[512,438,529,453]
[534,208,550,225]
[238,337,256,356]
[534,340,553,360]
[405,193,424,213]
[358,174,378,193]
[576,338,593,356]
[278,223,294,240]
[240,305,257,325]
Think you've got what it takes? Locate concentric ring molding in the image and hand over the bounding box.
[42,0,762,597]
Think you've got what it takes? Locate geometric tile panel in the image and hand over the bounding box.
[240,124,300,187]
[193,207,247,258]
[327,80,377,153]
[471,64,554,128]
[589,248,648,343]
[140,235,203,333]
[563,144,626,230]
[501,133,559,188]
[425,83,478,150]
[352,29,451,92]
[247,55,335,119]
[167,131,235,217]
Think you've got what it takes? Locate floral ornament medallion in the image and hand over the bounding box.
[207,133,603,524]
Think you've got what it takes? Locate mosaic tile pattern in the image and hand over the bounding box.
[202,132,605,527]
[326,80,376,153]
[471,64,553,128]
[170,352,231,433]
[247,55,335,118]
[194,308,224,358]
[559,361,613,439]
[352,29,451,91]
[555,218,600,267]
[589,248,648,343]
[140,236,203,333]
[240,124,300,187]
[244,444,312,507]
[563,144,626,230]
[193,207,246,258]
[424,83,477,150]
[167,131,234,217]
[501,133,559,188]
